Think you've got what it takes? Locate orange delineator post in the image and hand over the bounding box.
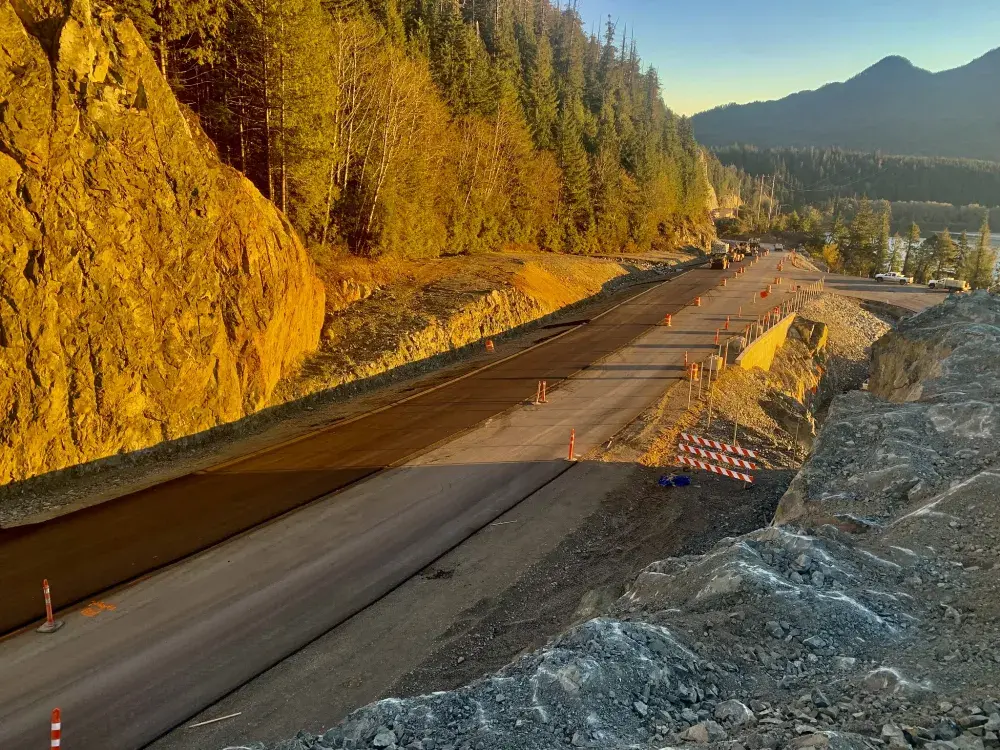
[722,278,727,287]
[695,296,702,307]
[51,708,61,749]
[535,381,546,404]
[665,314,672,327]
[37,579,63,634]
[541,381,547,403]
[684,350,689,366]
[715,329,720,345]
[568,429,576,460]
[725,316,730,330]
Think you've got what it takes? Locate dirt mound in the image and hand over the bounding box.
[277,252,691,404]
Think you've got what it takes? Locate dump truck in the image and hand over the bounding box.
[709,240,730,269]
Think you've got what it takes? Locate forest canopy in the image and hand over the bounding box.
[711,145,1000,211]
[113,0,740,259]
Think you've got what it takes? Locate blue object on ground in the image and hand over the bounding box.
[659,474,691,488]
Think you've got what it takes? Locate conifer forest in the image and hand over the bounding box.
[115,0,737,258]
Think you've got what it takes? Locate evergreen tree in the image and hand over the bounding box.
[968,215,997,289]
[933,229,958,278]
[114,0,228,81]
[556,106,594,246]
[902,221,921,276]
[524,32,558,150]
[912,235,938,283]
[844,197,875,276]
[874,202,891,273]
[889,232,903,271]
[957,230,972,277]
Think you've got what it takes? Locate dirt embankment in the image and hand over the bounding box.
[277,250,701,404]
[239,296,996,750]
[639,294,893,473]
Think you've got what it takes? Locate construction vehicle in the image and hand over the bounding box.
[928,278,971,292]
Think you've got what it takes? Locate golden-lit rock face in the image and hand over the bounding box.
[0,0,325,485]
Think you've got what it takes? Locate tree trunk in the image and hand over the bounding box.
[159,37,169,81]
[278,2,287,215]
[261,0,274,201]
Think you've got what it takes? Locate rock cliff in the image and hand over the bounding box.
[776,292,1000,527]
[0,0,325,484]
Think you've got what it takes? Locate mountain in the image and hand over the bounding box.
[691,49,1000,161]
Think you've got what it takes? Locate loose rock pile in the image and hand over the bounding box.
[242,294,1000,750]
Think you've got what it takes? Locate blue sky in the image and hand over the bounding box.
[574,0,1000,116]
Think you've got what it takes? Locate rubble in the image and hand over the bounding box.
[240,294,1000,750]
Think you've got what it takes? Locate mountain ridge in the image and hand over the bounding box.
[691,47,1000,162]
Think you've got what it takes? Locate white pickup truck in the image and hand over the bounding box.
[928,278,971,292]
[875,271,914,285]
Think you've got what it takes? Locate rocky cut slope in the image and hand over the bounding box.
[778,291,1000,527]
[0,0,325,485]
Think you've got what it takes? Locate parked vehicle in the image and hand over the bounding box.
[875,271,914,285]
[710,254,730,270]
[928,278,971,292]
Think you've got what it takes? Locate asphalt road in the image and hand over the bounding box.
[0,255,937,750]
[0,266,721,636]
[822,274,947,312]
[0,253,795,749]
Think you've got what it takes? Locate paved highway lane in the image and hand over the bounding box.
[0,254,805,750]
[0,268,713,636]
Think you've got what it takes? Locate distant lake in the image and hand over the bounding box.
[944,232,1000,246]
[891,232,1000,249]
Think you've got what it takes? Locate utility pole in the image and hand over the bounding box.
[766,174,777,229]
[755,175,764,233]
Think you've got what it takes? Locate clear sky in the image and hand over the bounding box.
[574,0,1000,116]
